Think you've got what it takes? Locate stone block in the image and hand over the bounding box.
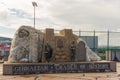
[98,77,120,80]
[76,41,86,61]
[3,61,116,75]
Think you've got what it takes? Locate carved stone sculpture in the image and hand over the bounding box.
[8,25,44,62]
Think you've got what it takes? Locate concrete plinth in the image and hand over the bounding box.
[3,61,116,75]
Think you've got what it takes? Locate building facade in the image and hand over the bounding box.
[0,37,12,60]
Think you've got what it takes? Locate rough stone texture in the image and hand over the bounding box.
[44,29,100,62]
[44,29,77,62]
[8,26,44,63]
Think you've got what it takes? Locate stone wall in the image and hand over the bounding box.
[44,29,77,62]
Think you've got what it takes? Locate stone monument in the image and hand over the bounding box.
[8,26,44,63]
[3,26,116,75]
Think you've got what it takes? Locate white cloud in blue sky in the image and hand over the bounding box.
[1,0,120,39]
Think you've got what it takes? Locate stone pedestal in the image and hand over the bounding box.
[3,61,116,75]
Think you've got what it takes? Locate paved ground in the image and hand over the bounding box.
[0,62,120,80]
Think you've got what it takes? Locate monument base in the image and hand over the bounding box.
[3,61,116,75]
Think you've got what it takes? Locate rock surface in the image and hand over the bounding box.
[8,26,44,62]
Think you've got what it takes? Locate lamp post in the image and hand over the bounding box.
[32,1,38,29]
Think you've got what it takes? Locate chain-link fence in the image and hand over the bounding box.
[72,30,120,61]
[54,29,120,49]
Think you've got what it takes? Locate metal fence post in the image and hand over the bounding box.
[79,29,81,38]
[93,30,96,52]
[107,30,110,60]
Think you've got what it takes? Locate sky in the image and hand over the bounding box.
[0,0,120,46]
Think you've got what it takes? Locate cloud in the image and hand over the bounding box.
[46,0,120,30]
[1,0,120,31]
[8,8,31,18]
[0,0,120,47]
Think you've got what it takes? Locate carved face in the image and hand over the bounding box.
[18,29,29,38]
[57,39,64,49]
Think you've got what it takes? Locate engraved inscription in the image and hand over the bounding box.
[12,63,110,74]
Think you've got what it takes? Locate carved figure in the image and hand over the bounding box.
[70,41,76,61]
[57,39,64,49]
[45,42,53,62]
[18,29,29,38]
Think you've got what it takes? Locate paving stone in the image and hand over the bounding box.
[97,77,120,80]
